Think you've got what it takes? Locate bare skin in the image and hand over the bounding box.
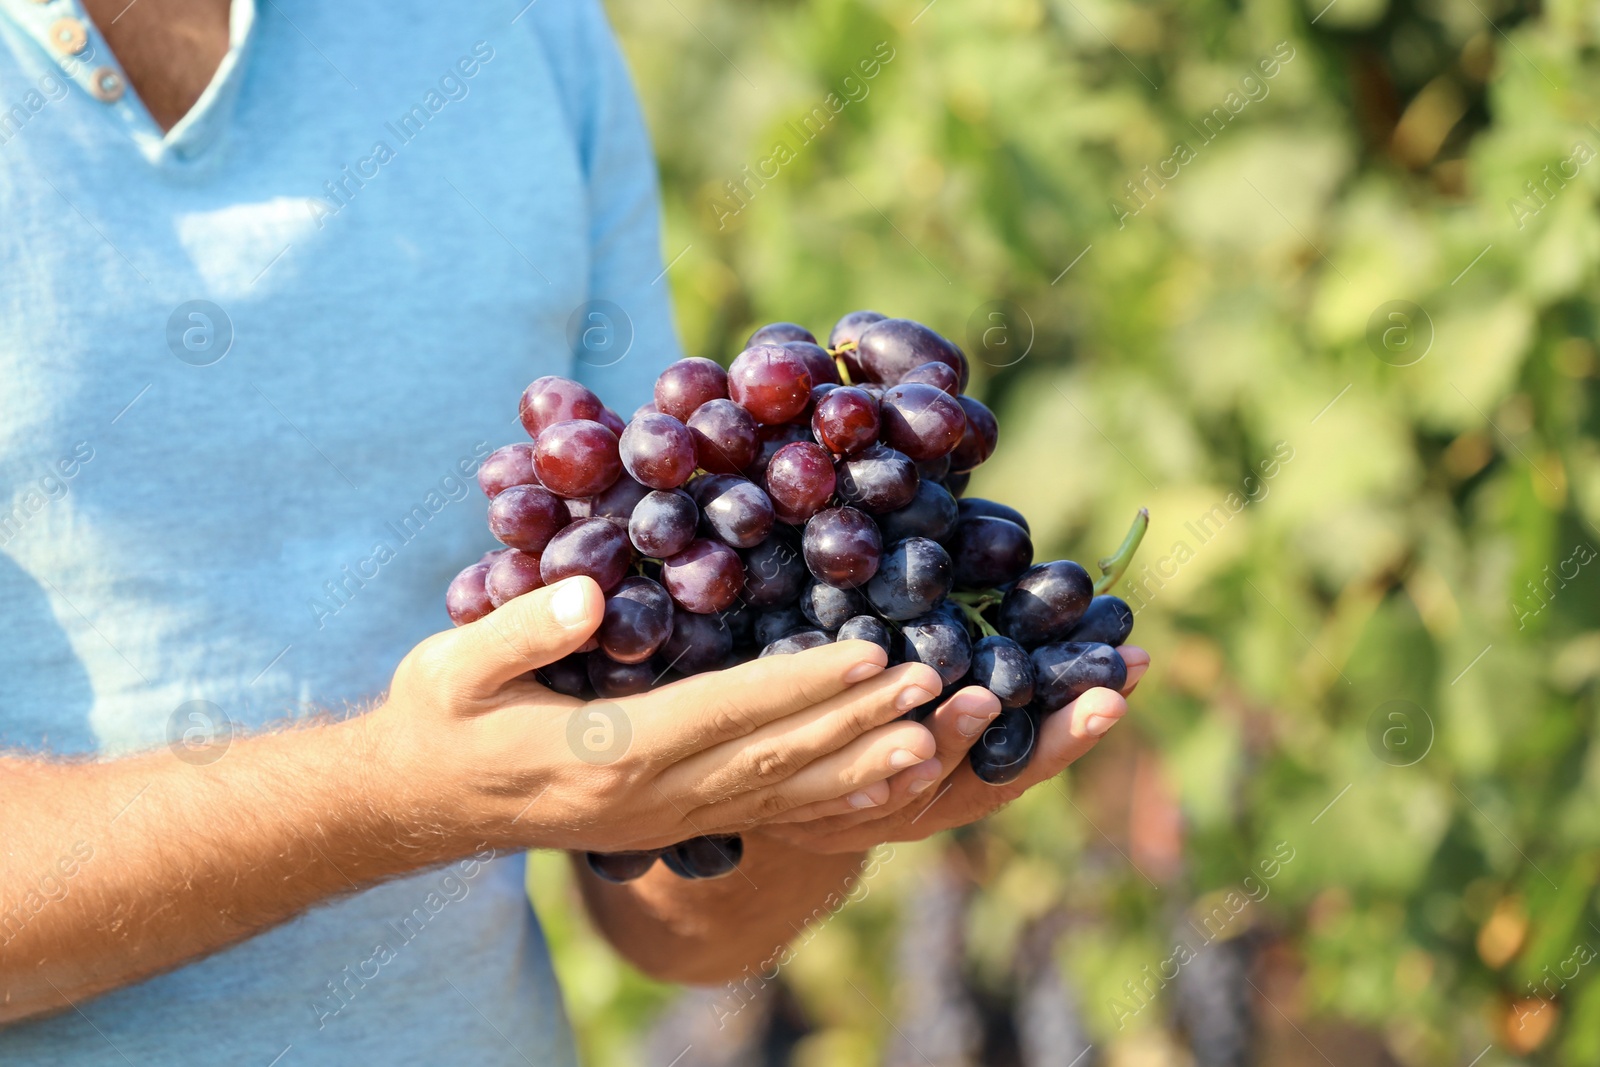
[80,0,230,132]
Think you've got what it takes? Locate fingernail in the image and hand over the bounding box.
[906,758,942,794]
[550,579,591,628]
[957,710,997,737]
[896,684,939,710]
[847,791,879,809]
[908,777,936,795]
[844,660,883,684]
[888,748,922,769]
[1082,712,1121,737]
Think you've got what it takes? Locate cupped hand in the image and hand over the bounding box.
[753,646,1149,855]
[363,576,946,855]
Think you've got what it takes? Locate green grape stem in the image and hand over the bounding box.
[1094,507,1149,595]
[951,598,1000,639]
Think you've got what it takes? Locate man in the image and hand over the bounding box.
[0,0,1146,1062]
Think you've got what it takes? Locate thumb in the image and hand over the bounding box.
[449,576,604,696]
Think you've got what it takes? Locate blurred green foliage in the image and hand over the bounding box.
[531,0,1600,1062]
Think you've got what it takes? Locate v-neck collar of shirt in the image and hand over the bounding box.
[0,0,256,168]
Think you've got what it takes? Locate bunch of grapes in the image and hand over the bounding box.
[445,312,1146,883]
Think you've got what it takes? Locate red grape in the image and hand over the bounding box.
[727,344,813,425]
[855,318,968,388]
[446,562,494,625]
[949,395,999,471]
[878,382,966,462]
[661,538,745,613]
[487,483,569,553]
[486,549,545,607]
[590,474,651,522]
[802,506,882,588]
[654,357,728,422]
[519,376,604,437]
[746,421,813,483]
[687,398,760,474]
[898,361,960,396]
[811,386,880,456]
[539,518,634,592]
[598,407,626,437]
[748,322,816,346]
[534,419,622,498]
[629,489,698,558]
[781,340,841,387]
[619,412,696,489]
[829,309,887,381]
[477,442,538,498]
[765,441,836,524]
[599,576,675,664]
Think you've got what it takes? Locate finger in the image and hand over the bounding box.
[629,639,890,757]
[445,577,605,697]
[663,662,944,801]
[1118,645,1149,694]
[700,719,937,825]
[764,777,895,823]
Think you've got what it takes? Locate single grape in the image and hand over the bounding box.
[782,340,842,387]
[535,652,591,698]
[811,386,881,457]
[1065,595,1135,646]
[661,834,743,879]
[836,614,892,655]
[802,506,883,588]
[534,419,622,498]
[754,606,809,646]
[446,562,494,625]
[589,474,652,524]
[878,479,959,543]
[835,444,919,514]
[1031,641,1127,711]
[660,539,745,613]
[658,610,734,675]
[715,601,756,645]
[898,361,960,396]
[628,489,698,558]
[697,475,775,549]
[687,398,760,474]
[745,421,814,484]
[654,357,729,422]
[866,537,955,621]
[748,322,816,346]
[971,635,1036,708]
[487,483,570,553]
[728,343,813,425]
[998,560,1094,645]
[631,401,659,419]
[760,630,832,656]
[478,442,539,498]
[801,581,869,630]
[539,518,634,592]
[899,610,972,686]
[948,517,1034,589]
[585,851,660,884]
[878,382,967,462]
[944,470,970,497]
[598,408,626,437]
[599,576,675,664]
[519,376,605,437]
[741,536,808,609]
[916,454,951,483]
[969,706,1038,784]
[829,309,888,380]
[619,412,697,489]
[479,547,511,565]
[854,318,968,388]
[586,651,656,698]
[765,441,837,524]
[949,396,999,472]
[486,549,545,607]
[956,497,1030,533]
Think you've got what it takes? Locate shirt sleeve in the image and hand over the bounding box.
[525,0,683,416]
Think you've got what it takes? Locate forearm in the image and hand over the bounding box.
[572,831,867,985]
[0,716,453,1025]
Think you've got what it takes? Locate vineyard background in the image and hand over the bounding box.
[528,0,1600,1063]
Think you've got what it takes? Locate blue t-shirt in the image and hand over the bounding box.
[0,0,679,1061]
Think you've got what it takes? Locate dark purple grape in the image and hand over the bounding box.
[590,475,651,522]
[661,834,743,879]
[687,398,760,474]
[854,318,968,388]
[829,310,888,380]
[741,537,808,609]
[944,470,971,497]
[866,538,954,621]
[697,476,775,549]
[754,606,808,646]
[760,630,832,656]
[658,610,734,675]
[802,506,883,588]
[519,376,605,437]
[878,382,966,462]
[585,850,660,883]
[486,549,545,607]
[488,484,570,554]
[478,443,539,498]
[629,489,698,558]
[654,357,729,422]
[836,444,919,514]
[535,652,592,697]
[661,539,745,613]
[999,561,1094,646]
[586,651,655,698]
[956,497,1030,533]
[714,602,756,645]
[898,361,960,396]
[836,614,892,655]
[782,340,841,387]
[540,518,634,592]
[746,421,813,483]
[620,412,697,489]
[1065,595,1135,647]
[748,322,816,346]
[915,454,951,483]
[728,344,813,425]
[801,581,869,630]
[1031,641,1127,711]
[949,517,1034,589]
[899,610,972,686]
[969,706,1037,784]
[878,479,959,543]
[765,441,837,524]
[534,419,622,498]
[811,387,880,457]
[599,576,675,664]
[446,562,494,625]
[950,396,999,472]
[971,635,1035,708]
